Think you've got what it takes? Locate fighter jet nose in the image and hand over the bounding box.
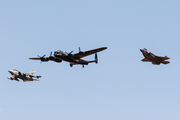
[8,70,13,74]
[140,49,143,52]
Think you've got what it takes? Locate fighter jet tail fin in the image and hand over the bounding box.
[28,71,36,75]
[162,61,170,65]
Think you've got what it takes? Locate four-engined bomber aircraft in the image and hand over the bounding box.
[140,48,170,65]
[8,69,41,82]
[29,47,107,68]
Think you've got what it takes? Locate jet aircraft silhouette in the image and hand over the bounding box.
[140,48,170,65]
[8,69,41,82]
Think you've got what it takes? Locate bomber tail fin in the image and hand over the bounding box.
[95,53,98,64]
[87,53,98,64]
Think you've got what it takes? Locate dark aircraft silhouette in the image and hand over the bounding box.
[29,47,107,68]
[140,48,170,65]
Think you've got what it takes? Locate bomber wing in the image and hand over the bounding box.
[74,47,107,58]
[29,58,41,60]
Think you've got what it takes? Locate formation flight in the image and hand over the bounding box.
[29,47,107,68]
[8,69,41,82]
[140,48,170,65]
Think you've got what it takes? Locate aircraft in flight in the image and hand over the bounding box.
[8,69,41,82]
[140,48,170,65]
[29,47,107,68]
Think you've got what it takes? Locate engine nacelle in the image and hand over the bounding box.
[79,51,86,55]
[41,57,49,62]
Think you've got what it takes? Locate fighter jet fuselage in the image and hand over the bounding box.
[140,48,170,65]
[8,70,41,82]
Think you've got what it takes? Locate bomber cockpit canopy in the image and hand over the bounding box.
[54,50,64,55]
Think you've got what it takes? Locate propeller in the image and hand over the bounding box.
[68,51,74,57]
[37,54,46,58]
[78,47,86,55]
[69,51,73,54]
[49,51,54,60]
[37,54,49,62]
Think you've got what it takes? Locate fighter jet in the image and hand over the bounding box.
[140,48,170,65]
[29,47,107,68]
[8,69,41,82]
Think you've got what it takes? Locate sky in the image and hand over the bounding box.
[0,0,180,120]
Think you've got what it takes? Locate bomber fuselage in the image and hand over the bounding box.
[54,50,89,65]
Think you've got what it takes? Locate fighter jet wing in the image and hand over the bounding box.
[141,58,151,62]
[73,47,107,58]
[7,77,20,81]
[156,56,170,61]
[152,62,160,65]
[23,79,39,82]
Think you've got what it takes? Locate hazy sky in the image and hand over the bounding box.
[1,0,180,120]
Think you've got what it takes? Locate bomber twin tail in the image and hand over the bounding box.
[29,47,107,68]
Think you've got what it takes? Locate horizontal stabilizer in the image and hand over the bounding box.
[162,61,170,65]
[35,76,41,79]
[33,79,39,81]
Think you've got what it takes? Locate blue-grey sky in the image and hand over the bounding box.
[0,0,180,120]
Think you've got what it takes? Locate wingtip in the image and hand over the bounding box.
[101,47,108,50]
